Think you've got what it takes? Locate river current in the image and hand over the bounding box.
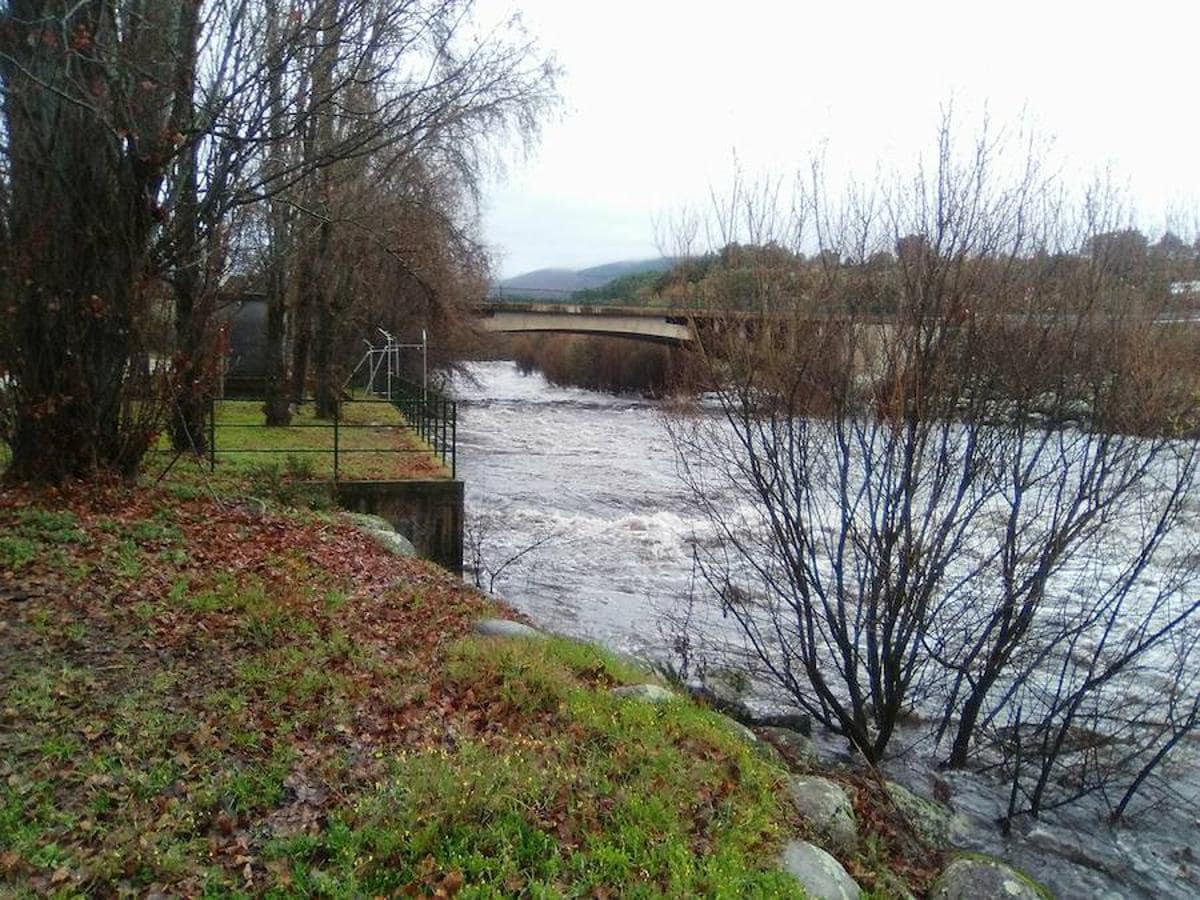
[449,359,1199,899]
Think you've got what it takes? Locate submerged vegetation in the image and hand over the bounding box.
[512,335,705,397]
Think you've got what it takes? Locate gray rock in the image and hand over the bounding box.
[340,512,416,557]
[929,856,1048,900]
[472,618,543,639]
[755,711,813,736]
[787,775,859,854]
[706,667,752,701]
[885,781,969,850]
[714,714,758,744]
[236,496,268,518]
[778,840,861,900]
[610,683,675,704]
[366,528,416,558]
[341,512,396,532]
[686,681,756,725]
[759,726,819,770]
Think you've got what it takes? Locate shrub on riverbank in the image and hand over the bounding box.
[512,334,706,396]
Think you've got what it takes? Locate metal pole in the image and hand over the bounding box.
[367,347,383,396]
[209,396,216,471]
[422,328,427,403]
[385,339,392,401]
[333,405,339,481]
[451,402,457,479]
[440,400,447,467]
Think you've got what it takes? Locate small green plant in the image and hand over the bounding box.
[284,453,316,480]
[159,547,189,565]
[0,534,37,569]
[129,520,183,544]
[16,508,87,544]
[109,539,143,579]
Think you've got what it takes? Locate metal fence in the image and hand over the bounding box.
[387,380,457,476]
[206,386,456,480]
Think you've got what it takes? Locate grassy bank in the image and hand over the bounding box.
[0,480,821,896]
[179,398,449,482]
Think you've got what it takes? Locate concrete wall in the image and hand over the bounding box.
[335,480,464,574]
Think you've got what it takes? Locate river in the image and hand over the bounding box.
[449,359,1198,900]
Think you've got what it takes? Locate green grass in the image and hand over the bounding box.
[0,482,927,896]
[130,397,451,513]
[265,636,801,897]
[197,398,450,482]
[0,508,90,571]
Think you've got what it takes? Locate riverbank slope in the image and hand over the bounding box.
[0,476,1005,896]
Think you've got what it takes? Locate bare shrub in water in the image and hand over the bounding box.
[512,334,704,396]
[666,116,1200,821]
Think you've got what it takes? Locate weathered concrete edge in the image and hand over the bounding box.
[335,479,464,575]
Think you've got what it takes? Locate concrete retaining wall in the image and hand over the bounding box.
[335,480,463,574]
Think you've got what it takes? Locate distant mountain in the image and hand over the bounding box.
[495,258,674,300]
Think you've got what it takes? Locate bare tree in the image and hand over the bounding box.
[464,510,555,595]
[666,115,1200,822]
[0,0,558,476]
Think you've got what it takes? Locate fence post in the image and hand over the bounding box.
[451,402,457,479]
[333,403,339,482]
[440,400,447,466]
[209,396,216,471]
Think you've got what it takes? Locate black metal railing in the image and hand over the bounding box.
[386,380,456,478]
[203,391,456,480]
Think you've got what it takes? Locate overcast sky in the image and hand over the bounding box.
[475,0,1200,278]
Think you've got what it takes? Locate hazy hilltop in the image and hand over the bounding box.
[495,257,673,299]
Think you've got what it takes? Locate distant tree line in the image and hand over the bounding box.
[646,226,1200,315]
[0,0,558,483]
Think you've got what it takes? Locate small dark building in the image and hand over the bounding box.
[222,293,270,397]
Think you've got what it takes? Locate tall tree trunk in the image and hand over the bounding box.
[313,287,338,420]
[169,0,207,452]
[305,0,341,418]
[262,0,292,425]
[289,257,317,405]
[2,0,175,481]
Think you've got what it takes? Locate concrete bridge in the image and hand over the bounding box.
[475,300,1200,351]
[475,302,701,345]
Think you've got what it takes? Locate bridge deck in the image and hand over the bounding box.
[475,302,697,344]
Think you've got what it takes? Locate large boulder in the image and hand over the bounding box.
[341,512,417,558]
[714,714,758,744]
[472,618,543,639]
[929,856,1049,900]
[341,512,395,532]
[759,726,820,770]
[610,683,675,704]
[778,840,861,900]
[787,775,858,854]
[885,781,968,850]
[366,528,416,558]
[754,711,813,736]
[688,675,756,725]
